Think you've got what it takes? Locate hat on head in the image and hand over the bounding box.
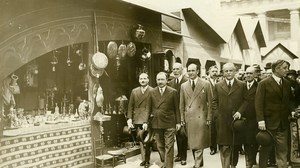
[256,130,274,146]
[287,69,297,76]
[232,118,246,132]
[252,64,262,71]
[264,62,272,70]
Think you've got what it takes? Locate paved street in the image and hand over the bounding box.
[115,147,248,168]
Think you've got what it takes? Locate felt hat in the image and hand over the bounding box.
[256,130,274,146]
[137,129,153,144]
[232,118,246,132]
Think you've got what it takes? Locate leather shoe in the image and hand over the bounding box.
[181,160,187,165]
[210,150,216,155]
[140,161,146,166]
[144,161,150,168]
[174,157,181,162]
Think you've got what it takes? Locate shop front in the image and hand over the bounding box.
[0,0,180,167]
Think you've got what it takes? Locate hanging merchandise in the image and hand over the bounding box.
[90,52,108,78]
[126,42,136,57]
[66,46,72,66]
[164,59,170,72]
[94,83,104,108]
[118,42,127,58]
[140,47,151,61]
[107,41,118,59]
[51,50,58,72]
[77,44,86,70]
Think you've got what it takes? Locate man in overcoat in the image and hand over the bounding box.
[180,63,212,168]
[168,62,189,165]
[212,63,247,168]
[147,72,181,168]
[243,67,259,168]
[255,60,293,168]
[127,73,153,168]
[206,65,219,155]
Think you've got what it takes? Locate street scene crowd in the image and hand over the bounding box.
[126,59,300,168]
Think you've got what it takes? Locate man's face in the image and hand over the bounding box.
[172,63,183,78]
[253,69,261,78]
[275,62,289,78]
[209,67,218,79]
[187,64,198,80]
[156,73,167,88]
[223,65,236,80]
[244,68,255,82]
[139,73,149,87]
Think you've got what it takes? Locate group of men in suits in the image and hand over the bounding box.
[127,59,294,168]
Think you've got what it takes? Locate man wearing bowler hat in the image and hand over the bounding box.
[212,63,248,168]
[255,59,294,168]
[127,73,153,168]
[167,62,189,165]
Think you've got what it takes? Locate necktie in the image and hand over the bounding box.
[248,83,251,90]
[279,79,282,86]
[228,81,231,88]
[160,88,163,96]
[176,78,179,85]
[192,80,195,91]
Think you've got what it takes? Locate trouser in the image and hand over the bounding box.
[192,149,204,167]
[258,129,288,168]
[210,117,218,151]
[154,128,176,168]
[244,144,258,167]
[219,145,239,168]
[175,132,187,160]
[135,125,151,162]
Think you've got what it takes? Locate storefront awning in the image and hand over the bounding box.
[120,0,182,20]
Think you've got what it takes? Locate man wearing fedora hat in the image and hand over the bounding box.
[212,63,248,168]
[127,73,153,168]
[255,59,294,168]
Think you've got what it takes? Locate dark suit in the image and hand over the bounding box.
[147,86,180,168]
[255,76,293,168]
[244,81,259,167]
[212,78,247,167]
[127,86,153,163]
[206,77,218,153]
[168,75,189,161]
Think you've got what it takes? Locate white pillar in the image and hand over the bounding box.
[257,12,269,44]
[289,8,300,40]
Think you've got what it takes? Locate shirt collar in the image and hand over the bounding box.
[177,75,183,83]
[272,74,282,85]
[159,86,166,92]
[190,77,198,84]
[225,78,234,85]
[247,80,254,87]
[141,85,148,93]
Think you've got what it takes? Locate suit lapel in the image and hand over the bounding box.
[270,77,283,98]
[156,87,171,108]
[246,81,257,96]
[229,79,240,95]
[137,87,150,106]
[189,80,204,106]
[220,80,230,93]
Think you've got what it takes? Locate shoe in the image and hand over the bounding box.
[174,157,181,162]
[181,160,187,165]
[144,161,150,168]
[140,161,146,166]
[210,150,216,155]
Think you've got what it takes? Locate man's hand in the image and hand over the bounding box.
[206,120,211,126]
[142,123,148,130]
[176,124,181,131]
[258,121,266,130]
[233,112,241,120]
[127,119,134,128]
